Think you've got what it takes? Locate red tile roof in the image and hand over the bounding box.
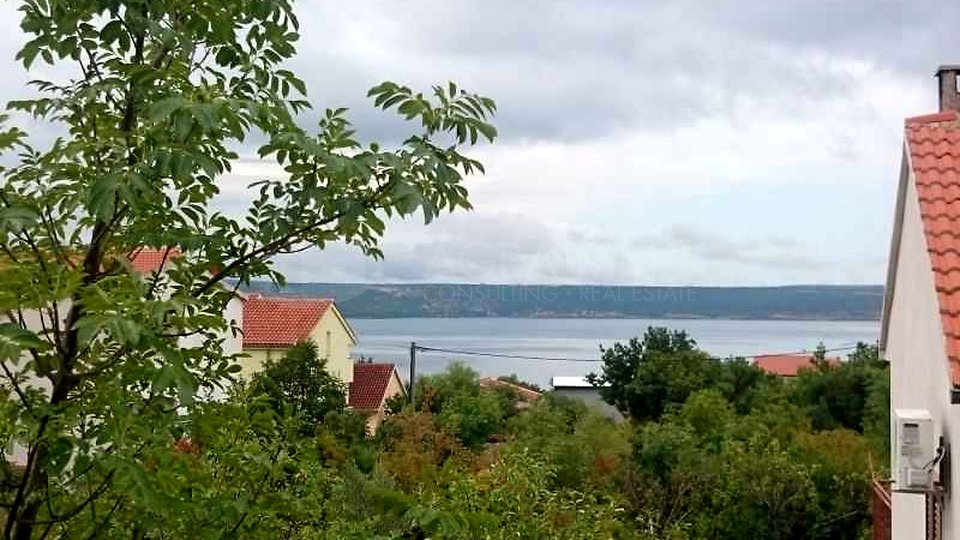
[129,247,181,274]
[906,110,960,385]
[754,354,840,377]
[241,295,332,348]
[349,363,399,410]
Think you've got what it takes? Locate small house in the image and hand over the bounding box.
[240,295,357,384]
[753,354,840,378]
[348,362,405,434]
[550,376,623,422]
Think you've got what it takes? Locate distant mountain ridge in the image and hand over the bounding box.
[241,282,884,321]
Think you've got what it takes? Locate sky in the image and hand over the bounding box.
[1,1,958,286]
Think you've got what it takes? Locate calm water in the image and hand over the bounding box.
[351,318,880,388]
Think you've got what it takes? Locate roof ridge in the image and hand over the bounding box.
[245,295,333,301]
[906,111,960,125]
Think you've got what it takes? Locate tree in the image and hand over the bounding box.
[414,362,511,447]
[791,341,887,433]
[588,327,714,422]
[247,340,345,434]
[0,1,496,536]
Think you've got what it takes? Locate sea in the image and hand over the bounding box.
[350,318,880,388]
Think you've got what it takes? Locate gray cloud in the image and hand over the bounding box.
[636,224,825,270]
[280,0,957,143]
[0,1,925,286]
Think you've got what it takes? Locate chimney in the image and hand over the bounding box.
[936,65,960,112]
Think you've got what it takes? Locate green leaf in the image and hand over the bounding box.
[89,175,118,219]
[149,96,186,122]
[475,121,497,142]
[0,323,44,360]
[0,206,39,230]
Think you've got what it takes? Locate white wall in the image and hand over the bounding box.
[887,172,960,539]
[552,387,624,422]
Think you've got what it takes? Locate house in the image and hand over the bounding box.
[882,65,960,539]
[126,248,244,358]
[128,246,182,274]
[348,362,405,434]
[122,253,358,386]
[240,294,357,384]
[753,354,840,377]
[4,247,236,465]
[550,376,623,422]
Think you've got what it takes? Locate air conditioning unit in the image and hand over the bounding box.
[894,409,936,491]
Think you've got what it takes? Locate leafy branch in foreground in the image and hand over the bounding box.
[0,0,495,537]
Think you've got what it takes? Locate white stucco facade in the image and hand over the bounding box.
[886,163,960,539]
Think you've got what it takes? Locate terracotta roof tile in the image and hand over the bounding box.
[348,363,398,410]
[241,295,331,348]
[129,247,181,274]
[753,354,840,377]
[905,110,960,386]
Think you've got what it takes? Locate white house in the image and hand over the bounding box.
[883,65,960,539]
[550,376,623,422]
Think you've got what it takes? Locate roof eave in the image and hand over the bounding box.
[880,144,912,355]
[326,303,358,345]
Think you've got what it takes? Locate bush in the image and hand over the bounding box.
[413,362,516,447]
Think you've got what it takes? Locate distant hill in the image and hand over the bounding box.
[240,283,884,321]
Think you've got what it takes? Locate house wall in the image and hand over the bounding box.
[222,296,243,356]
[310,308,354,384]
[4,305,59,466]
[887,172,960,539]
[238,307,355,384]
[363,371,405,435]
[552,387,624,422]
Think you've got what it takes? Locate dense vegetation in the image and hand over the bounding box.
[243,282,884,320]
[3,329,887,538]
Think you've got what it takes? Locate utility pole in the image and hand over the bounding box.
[409,341,417,404]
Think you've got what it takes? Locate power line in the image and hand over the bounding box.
[747,343,863,359]
[414,345,599,363]
[408,342,864,364]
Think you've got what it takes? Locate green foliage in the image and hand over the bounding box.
[593,332,884,539]
[413,362,514,447]
[590,327,775,422]
[791,342,888,434]
[588,327,711,422]
[0,0,496,536]
[508,395,631,490]
[248,340,345,434]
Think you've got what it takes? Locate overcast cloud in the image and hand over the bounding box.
[1,1,955,285]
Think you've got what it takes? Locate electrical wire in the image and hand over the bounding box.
[409,342,865,364]
[414,345,599,363]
